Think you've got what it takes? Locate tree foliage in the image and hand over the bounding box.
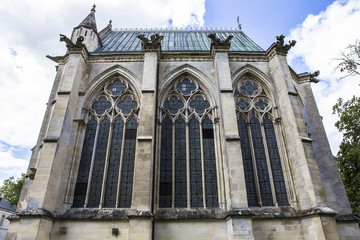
[336,40,360,77]
[0,173,25,208]
[333,96,360,217]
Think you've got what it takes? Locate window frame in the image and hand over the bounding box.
[234,78,293,207]
[71,77,140,209]
[156,77,222,209]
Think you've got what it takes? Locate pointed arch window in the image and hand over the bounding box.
[159,79,219,208]
[73,79,139,208]
[235,79,289,207]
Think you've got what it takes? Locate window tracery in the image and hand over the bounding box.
[235,79,289,207]
[159,78,219,208]
[73,79,139,208]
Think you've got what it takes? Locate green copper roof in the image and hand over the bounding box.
[95,29,264,53]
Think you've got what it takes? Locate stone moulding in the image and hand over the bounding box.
[19,206,345,221]
[16,208,55,219]
[55,209,152,220]
[335,214,360,222]
[290,67,320,84]
[225,135,241,141]
[43,136,60,143]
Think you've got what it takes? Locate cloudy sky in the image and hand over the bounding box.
[0,0,359,183]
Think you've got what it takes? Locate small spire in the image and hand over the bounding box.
[237,15,242,30]
[109,20,112,27]
[77,5,98,32]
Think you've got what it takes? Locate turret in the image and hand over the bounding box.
[70,5,101,52]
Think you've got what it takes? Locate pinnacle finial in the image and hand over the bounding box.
[109,20,112,26]
[237,15,242,30]
[91,4,96,12]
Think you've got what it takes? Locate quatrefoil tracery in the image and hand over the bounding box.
[161,79,213,122]
[235,79,272,120]
[89,78,139,122]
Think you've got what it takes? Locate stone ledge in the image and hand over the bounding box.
[220,89,234,93]
[226,209,254,218]
[43,136,60,143]
[300,136,313,143]
[17,208,54,219]
[142,89,155,93]
[288,91,298,96]
[300,207,337,218]
[251,207,297,219]
[57,91,71,95]
[154,208,226,220]
[15,207,346,221]
[225,135,240,141]
[137,136,153,141]
[335,214,360,222]
[57,209,152,220]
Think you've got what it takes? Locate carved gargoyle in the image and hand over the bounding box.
[60,34,74,47]
[60,34,85,48]
[208,33,233,47]
[275,34,296,54]
[26,168,37,180]
[137,34,164,51]
[310,70,320,83]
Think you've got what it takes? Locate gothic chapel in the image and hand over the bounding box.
[7,6,360,240]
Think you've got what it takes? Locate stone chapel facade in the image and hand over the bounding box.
[6,7,360,240]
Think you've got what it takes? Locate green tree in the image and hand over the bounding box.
[0,173,25,209]
[336,40,360,77]
[333,96,360,217]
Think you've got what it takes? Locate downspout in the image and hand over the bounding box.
[151,61,160,240]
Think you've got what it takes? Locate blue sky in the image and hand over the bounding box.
[204,0,334,48]
[0,0,359,183]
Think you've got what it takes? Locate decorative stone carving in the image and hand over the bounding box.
[310,70,320,83]
[208,33,233,57]
[208,33,233,47]
[59,227,67,234]
[275,34,296,55]
[26,168,37,180]
[60,34,85,49]
[137,34,164,52]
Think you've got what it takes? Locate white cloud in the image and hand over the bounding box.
[0,0,206,182]
[288,0,360,154]
[0,143,28,184]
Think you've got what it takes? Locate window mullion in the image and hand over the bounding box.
[172,121,175,208]
[213,119,224,208]
[84,119,100,208]
[186,121,191,208]
[199,120,206,208]
[247,119,262,207]
[260,120,278,207]
[115,121,127,208]
[275,119,295,202]
[99,120,114,208]
[65,122,84,204]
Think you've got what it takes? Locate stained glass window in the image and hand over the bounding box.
[118,117,137,208]
[73,118,97,208]
[88,118,110,207]
[189,118,203,207]
[73,78,138,209]
[202,116,218,208]
[263,115,289,206]
[103,117,124,208]
[159,117,172,208]
[174,118,187,207]
[237,116,258,207]
[250,113,273,206]
[235,79,289,207]
[159,78,218,208]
